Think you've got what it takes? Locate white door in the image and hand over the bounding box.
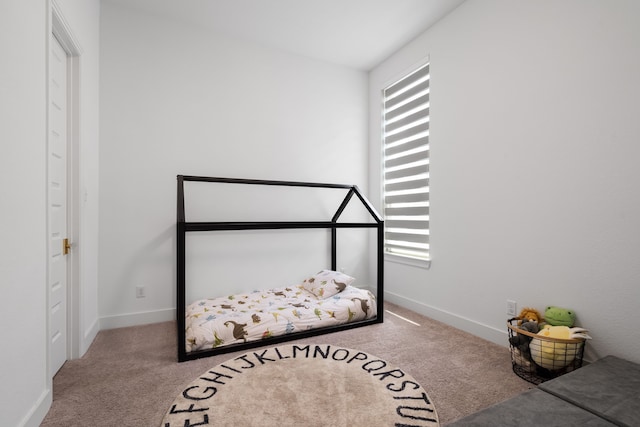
[48,33,69,375]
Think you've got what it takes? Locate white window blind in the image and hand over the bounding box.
[383,62,430,261]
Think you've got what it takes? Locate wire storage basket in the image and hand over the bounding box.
[507,318,586,385]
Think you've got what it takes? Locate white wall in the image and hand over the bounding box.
[0,3,48,425]
[370,0,640,363]
[0,0,99,425]
[99,2,369,327]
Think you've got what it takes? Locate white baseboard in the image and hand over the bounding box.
[100,308,175,330]
[20,388,51,427]
[384,290,508,348]
[81,318,100,356]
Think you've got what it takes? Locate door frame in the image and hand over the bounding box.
[48,1,82,378]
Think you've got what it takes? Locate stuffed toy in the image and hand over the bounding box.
[510,346,533,370]
[509,319,540,364]
[544,306,576,327]
[517,307,543,325]
[530,325,591,370]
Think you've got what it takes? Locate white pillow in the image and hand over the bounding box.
[301,269,355,299]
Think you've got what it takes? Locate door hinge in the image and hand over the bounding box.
[63,238,71,255]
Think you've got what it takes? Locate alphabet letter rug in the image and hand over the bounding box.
[162,344,438,426]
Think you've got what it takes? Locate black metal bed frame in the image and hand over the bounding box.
[177,175,384,362]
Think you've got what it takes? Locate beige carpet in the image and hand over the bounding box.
[163,344,438,426]
[42,302,532,426]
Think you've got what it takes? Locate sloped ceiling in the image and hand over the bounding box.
[103,0,466,70]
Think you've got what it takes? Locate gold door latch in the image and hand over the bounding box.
[63,238,71,255]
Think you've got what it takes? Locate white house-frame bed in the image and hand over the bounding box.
[176,175,384,362]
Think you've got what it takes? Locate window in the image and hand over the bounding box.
[382,62,430,262]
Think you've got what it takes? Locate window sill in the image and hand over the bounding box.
[385,253,431,270]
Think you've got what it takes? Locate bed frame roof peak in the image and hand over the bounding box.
[177,174,383,227]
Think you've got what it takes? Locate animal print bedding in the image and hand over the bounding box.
[185,284,377,353]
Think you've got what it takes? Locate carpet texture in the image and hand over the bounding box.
[41,302,533,426]
[162,344,438,426]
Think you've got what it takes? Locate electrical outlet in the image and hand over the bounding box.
[507,300,517,317]
[136,286,146,298]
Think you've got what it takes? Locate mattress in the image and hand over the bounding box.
[186,282,377,353]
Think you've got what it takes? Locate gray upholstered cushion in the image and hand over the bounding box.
[446,388,616,426]
[539,355,640,427]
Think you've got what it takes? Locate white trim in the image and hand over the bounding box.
[51,1,83,55]
[49,0,83,372]
[66,53,82,360]
[384,290,506,347]
[82,318,100,355]
[100,309,176,330]
[17,389,52,427]
[385,253,431,269]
